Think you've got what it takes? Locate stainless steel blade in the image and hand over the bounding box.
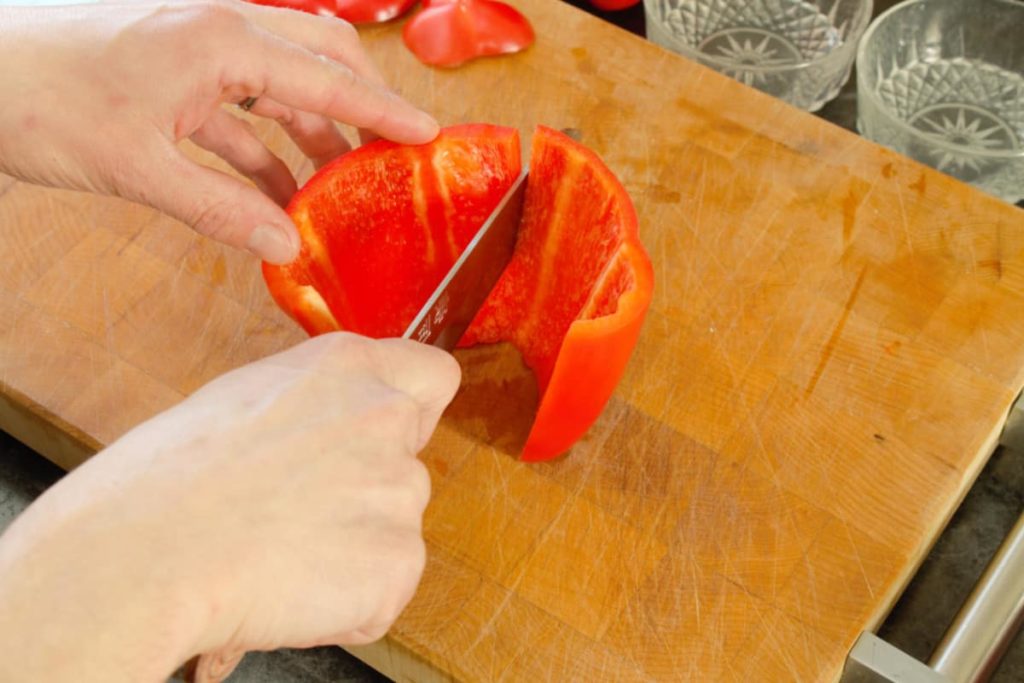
[402,170,528,350]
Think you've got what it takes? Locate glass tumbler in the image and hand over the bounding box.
[643,0,873,111]
[857,0,1024,204]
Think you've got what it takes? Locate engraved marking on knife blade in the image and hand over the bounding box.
[413,291,450,343]
[402,170,528,348]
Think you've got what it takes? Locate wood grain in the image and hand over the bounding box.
[2,2,1024,681]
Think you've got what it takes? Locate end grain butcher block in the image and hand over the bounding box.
[2,2,1024,681]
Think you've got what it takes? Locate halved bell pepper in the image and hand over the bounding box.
[263,125,522,338]
[335,0,418,23]
[245,0,418,23]
[263,124,653,461]
[245,0,337,17]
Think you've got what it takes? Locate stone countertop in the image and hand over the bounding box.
[0,1,1021,682]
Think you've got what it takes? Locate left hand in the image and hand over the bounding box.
[0,0,439,264]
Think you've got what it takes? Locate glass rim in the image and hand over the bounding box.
[856,0,1024,161]
[642,0,873,73]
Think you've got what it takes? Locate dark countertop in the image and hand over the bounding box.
[0,2,1021,682]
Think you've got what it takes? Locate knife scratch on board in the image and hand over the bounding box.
[842,518,876,599]
[805,266,867,398]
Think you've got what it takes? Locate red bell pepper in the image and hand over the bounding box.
[245,0,337,17]
[263,124,653,461]
[245,0,417,23]
[588,0,641,10]
[335,0,417,23]
[402,0,535,67]
[461,126,653,460]
[262,125,522,338]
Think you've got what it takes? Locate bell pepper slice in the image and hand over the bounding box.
[402,0,535,67]
[461,126,653,460]
[263,125,653,462]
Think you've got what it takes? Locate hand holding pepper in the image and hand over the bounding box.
[0,334,461,682]
[0,0,439,264]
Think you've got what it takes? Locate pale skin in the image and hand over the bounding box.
[0,2,460,682]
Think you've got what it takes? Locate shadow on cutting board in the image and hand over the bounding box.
[446,343,538,457]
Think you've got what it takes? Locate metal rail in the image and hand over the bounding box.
[840,397,1024,683]
[929,512,1024,683]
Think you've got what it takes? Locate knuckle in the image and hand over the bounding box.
[193,648,244,683]
[274,105,297,128]
[361,530,424,617]
[308,330,363,361]
[389,532,427,586]
[382,459,431,516]
[340,387,420,453]
[337,62,360,89]
[146,3,251,73]
[370,392,420,439]
[188,197,243,243]
[298,332,383,385]
[350,461,430,532]
[321,62,361,107]
[406,537,427,581]
[154,2,244,38]
[351,623,389,645]
[329,19,359,44]
[406,460,432,510]
[192,2,247,33]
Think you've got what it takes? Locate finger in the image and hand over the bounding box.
[237,4,389,87]
[192,650,245,683]
[190,108,298,206]
[227,29,438,144]
[371,339,462,451]
[134,142,299,264]
[334,623,391,646]
[235,6,395,145]
[246,96,352,170]
[358,128,380,147]
[238,333,459,448]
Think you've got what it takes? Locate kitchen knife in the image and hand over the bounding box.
[402,169,528,351]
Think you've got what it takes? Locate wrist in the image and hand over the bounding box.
[0,466,208,682]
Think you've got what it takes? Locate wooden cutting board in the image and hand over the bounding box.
[2,2,1024,680]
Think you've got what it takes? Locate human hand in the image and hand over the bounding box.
[0,334,460,683]
[0,0,438,264]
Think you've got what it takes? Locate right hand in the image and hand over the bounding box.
[0,334,461,683]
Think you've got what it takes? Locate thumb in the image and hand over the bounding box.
[371,338,463,451]
[133,145,300,264]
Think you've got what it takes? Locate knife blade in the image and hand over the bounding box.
[402,169,528,351]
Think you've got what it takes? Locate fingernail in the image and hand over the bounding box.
[248,223,299,264]
[415,110,440,140]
